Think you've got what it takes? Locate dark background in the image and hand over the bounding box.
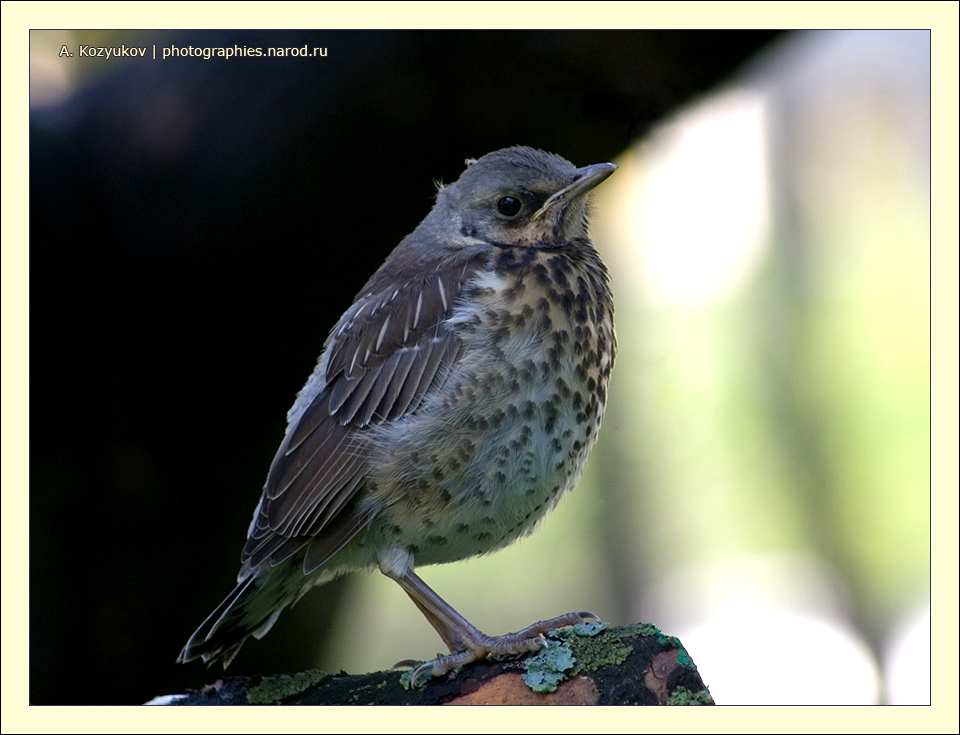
[29,29,781,704]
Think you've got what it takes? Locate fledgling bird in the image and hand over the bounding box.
[178,146,617,683]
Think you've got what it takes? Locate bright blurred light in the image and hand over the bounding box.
[681,609,880,704]
[884,604,930,704]
[645,554,882,704]
[617,90,770,309]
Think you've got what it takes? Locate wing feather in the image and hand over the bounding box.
[356,350,402,425]
[374,347,418,419]
[328,374,362,415]
[239,249,487,571]
[389,343,434,419]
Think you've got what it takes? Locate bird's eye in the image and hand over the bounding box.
[496,196,523,218]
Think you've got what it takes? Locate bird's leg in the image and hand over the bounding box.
[406,595,470,653]
[382,563,600,686]
[390,596,467,670]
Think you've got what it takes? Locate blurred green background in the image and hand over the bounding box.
[29,29,929,704]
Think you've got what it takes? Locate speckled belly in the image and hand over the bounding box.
[366,368,599,564]
[361,255,613,567]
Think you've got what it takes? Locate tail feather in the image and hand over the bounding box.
[179,515,374,668]
[177,564,300,668]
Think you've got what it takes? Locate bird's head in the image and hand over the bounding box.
[427,146,617,249]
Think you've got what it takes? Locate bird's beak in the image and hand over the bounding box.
[532,162,618,220]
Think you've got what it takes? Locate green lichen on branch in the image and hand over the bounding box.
[566,629,634,675]
[521,639,576,693]
[675,647,697,670]
[160,621,712,705]
[667,686,715,706]
[398,667,418,691]
[520,619,648,693]
[246,669,329,704]
[613,622,662,638]
[619,622,697,671]
[560,620,686,676]
[653,631,697,671]
[515,621,707,701]
[342,674,395,703]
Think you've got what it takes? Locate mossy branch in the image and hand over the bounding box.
[151,622,713,706]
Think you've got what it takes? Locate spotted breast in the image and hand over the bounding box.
[360,241,616,565]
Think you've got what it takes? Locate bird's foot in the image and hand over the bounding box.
[391,659,421,671]
[408,610,600,687]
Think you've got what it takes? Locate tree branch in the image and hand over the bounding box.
[151,623,713,706]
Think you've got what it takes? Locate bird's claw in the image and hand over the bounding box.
[408,649,478,688]
[401,612,603,688]
[391,659,420,671]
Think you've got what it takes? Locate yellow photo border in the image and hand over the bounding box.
[2,2,957,732]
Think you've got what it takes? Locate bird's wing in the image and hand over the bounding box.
[240,249,487,575]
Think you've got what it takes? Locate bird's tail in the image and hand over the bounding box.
[177,562,304,669]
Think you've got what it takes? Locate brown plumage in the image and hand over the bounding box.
[239,250,485,575]
[178,146,617,681]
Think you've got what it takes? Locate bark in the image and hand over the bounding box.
[151,623,713,706]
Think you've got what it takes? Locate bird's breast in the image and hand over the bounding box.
[365,246,615,564]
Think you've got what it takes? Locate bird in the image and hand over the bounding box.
[177,146,618,684]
